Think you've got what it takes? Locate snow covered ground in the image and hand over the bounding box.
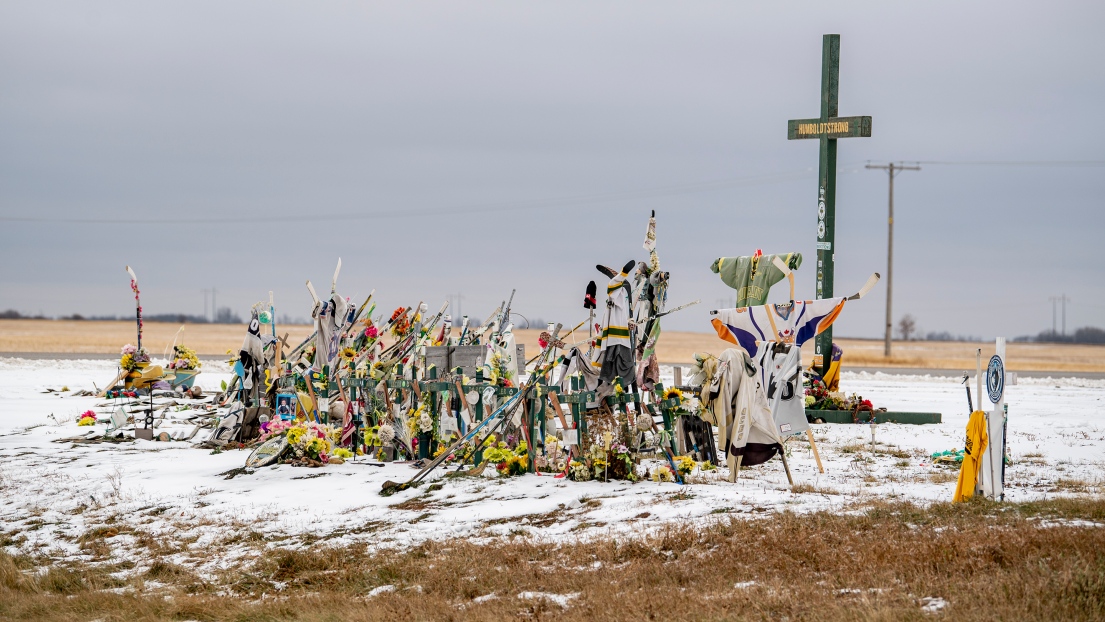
[1,356,1102,578]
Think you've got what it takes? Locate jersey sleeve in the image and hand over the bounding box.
[793,297,847,347]
[711,307,764,356]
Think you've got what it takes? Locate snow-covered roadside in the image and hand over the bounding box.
[0,357,1102,580]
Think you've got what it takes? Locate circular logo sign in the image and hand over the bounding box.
[986,355,1004,403]
[818,201,826,219]
[817,221,826,239]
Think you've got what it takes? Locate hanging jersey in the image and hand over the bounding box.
[954,410,989,502]
[595,268,632,358]
[704,349,782,471]
[755,344,809,437]
[593,264,636,393]
[711,297,847,357]
[711,252,802,307]
[313,293,349,371]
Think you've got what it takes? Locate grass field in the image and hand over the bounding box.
[2,319,1104,372]
[1,498,1102,621]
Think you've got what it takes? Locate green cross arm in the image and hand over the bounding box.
[788,116,872,140]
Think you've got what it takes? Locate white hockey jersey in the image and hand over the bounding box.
[710,297,847,355]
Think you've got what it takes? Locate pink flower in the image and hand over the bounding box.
[365,326,379,339]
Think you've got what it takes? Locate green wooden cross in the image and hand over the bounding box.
[788,34,872,375]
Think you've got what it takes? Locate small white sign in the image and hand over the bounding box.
[111,407,128,429]
[816,241,832,251]
[562,428,579,447]
[440,414,459,437]
[780,423,792,433]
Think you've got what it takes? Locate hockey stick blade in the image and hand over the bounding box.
[331,258,342,294]
[306,280,322,318]
[848,273,881,300]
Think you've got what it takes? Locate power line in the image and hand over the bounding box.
[907,160,1105,167]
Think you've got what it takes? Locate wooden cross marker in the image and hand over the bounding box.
[788,34,872,375]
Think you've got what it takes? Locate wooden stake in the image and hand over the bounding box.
[778,443,795,487]
[455,380,475,426]
[304,372,321,423]
[807,428,825,473]
[98,369,129,398]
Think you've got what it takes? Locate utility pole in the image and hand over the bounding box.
[1062,293,1069,336]
[1049,296,1060,334]
[866,161,920,357]
[202,289,209,322]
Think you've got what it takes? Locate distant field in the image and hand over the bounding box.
[1,319,1103,372]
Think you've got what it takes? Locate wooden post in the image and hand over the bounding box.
[806,429,825,473]
[778,444,795,487]
[787,34,872,377]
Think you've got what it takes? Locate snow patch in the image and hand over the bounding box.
[367,585,396,598]
[517,591,580,608]
[920,596,947,613]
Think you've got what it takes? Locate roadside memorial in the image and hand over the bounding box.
[53,193,946,502]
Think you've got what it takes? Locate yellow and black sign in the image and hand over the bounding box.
[787,115,872,140]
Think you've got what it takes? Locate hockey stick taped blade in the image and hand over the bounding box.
[850,273,881,300]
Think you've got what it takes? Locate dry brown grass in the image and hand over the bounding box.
[0,319,315,356]
[1,497,1103,621]
[4,319,1105,371]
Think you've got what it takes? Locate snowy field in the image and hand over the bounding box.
[1,356,1102,579]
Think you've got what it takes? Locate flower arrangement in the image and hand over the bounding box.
[77,410,97,426]
[804,375,877,413]
[119,343,150,372]
[362,425,380,448]
[537,434,568,474]
[257,417,297,442]
[663,387,684,403]
[804,375,832,408]
[496,454,528,476]
[255,420,340,465]
[364,323,379,339]
[566,442,637,482]
[481,437,529,477]
[168,345,201,371]
[486,352,514,387]
[651,465,675,482]
[675,455,696,477]
[286,421,339,463]
[390,307,411,338]
[568,460,591,481]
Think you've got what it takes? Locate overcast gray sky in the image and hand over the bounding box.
[1,1,1103,339]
